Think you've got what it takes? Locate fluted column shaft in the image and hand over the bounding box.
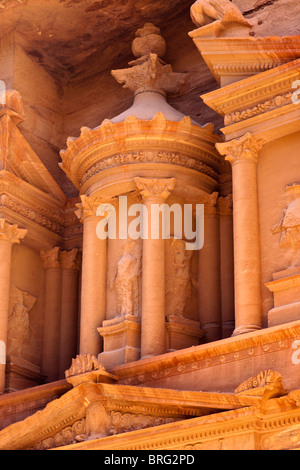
[217,133,266,336]
[40,247,62,383]
[135,177,175,358]
[0,220,27,394]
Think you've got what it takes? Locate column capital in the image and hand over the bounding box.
[134,177,176,202]
[216,133,266,166]
[0,219,27,245]
[75,195,116,223]
[217,194,233,215]
[198,191,219,215]
[61,249,82,271]
[40,246,61,270]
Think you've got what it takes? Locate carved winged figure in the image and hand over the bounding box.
[191,0,249,28]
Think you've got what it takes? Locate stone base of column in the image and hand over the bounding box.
[5,356,46,393]
[266,266,300,328]
[97,315,141,368]
[166,315,205,352]
[200,322,222,343]
[222,321,235,339]
[232,325,262,337]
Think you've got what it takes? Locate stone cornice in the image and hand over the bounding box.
[202,58,300,119]
[190,35,300,86]
[201,58,300,142]
[60,115,220,191]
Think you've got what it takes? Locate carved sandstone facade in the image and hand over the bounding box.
[0,0,300,451]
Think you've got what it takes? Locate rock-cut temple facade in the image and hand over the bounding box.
[0,0,300,451]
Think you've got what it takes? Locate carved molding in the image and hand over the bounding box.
[81,151,218,186]
[216,133,266,166]
[225,92,294,126]
[0,218,27,244]
[0,194,64,236]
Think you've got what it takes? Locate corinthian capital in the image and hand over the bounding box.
[61,249,81,271]
[75,195,116,223]
[216,133,266,166]
[217,194,233,215]
[134,177,176,202]
[40,247,61,270]
[0,219,27,244]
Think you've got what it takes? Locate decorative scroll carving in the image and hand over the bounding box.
[190,0,250,28]
[216,133,266,166]
[166,239,194,319]
[272,184,300,255]
[110,240,142,318]
[235,370,285,399]
[225,92,294,126]
[7,286,37,357]
[34,411,177,449]
[0,195,64,236]
[0,218,27,244]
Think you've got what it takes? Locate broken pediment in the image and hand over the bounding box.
[0,92,65,204]
[0,363,288,451]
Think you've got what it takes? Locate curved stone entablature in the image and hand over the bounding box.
[60,114,221,195]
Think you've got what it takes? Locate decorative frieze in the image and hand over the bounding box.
[81,151,218,186]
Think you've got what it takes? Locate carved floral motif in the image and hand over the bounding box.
[216,133,266,165]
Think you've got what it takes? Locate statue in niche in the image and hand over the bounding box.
[110,240,142,318]
[191,0,250,28]
[165,239,194,319]
[272,184,300,256]
[7,286,37,357]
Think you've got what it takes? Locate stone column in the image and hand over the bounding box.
[198,193,222,343]
[40,247,62,383]
[0,219,27,394]
[76,195,110,357]
[135,177,175,359]
[59,249,81,378]
[216,133,266,336]
[218,194,235,338]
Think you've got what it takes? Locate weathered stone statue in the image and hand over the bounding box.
[7,287,37,356]
[111,240,142,318]
[166,239,194,318]
[191,0,249,28]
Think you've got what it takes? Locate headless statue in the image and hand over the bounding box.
[191,0,249,28]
